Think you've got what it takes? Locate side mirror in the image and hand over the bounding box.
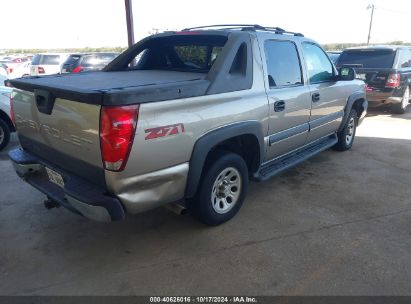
[338,67,356,81]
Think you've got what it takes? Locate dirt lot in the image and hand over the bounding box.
[0,107,410,295]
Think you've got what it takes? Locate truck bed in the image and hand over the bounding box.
[9,70,210,105]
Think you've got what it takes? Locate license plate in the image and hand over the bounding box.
[46,167,64,188]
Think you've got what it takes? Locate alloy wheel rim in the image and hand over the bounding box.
[211,167,242,214]
[345,117,355,145]
[0,126,4,144]
[402,87,410,109]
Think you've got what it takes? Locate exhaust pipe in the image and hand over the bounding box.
[44,197,60,210]
[164,202,187,215]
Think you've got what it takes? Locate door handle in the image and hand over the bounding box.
[274,100,285,112]
[312,92,321,102]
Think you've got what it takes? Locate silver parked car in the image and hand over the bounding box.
[30,53,69,76]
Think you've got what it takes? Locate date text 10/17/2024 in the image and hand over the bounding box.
[149,297,258,303]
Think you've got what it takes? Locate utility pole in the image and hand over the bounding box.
[367,4,375,45]
[125,0,135,47]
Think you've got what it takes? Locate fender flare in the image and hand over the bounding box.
[185,121,265,198]
[338,91,367,132]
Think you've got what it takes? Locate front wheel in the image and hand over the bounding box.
[0,119,10,151]
[187,151,248,226]
[333,109,357,151]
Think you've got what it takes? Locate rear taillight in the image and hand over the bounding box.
[72,66,83,73]
[100,105,139,172]
[38,66,45,74]
[386,73,400,88]
[10,92,15,127]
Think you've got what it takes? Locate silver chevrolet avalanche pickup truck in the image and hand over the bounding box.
[8,25,367,226]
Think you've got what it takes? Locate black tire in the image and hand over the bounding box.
[187,151,249,226]
[333,109,358,151]
[0,118,10,151]
[392,86,410,114]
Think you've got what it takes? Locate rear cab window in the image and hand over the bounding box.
[337,49,396,69]
[264,40,303,88]
[173,46,223,70]
[125,35,228,73]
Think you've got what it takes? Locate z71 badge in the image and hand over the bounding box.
[145,123,185,140]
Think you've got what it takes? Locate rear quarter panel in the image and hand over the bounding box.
[105,35,269,193]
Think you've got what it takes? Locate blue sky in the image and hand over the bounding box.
[1,0,411,49]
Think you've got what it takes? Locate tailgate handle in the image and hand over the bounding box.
[274,100,285,112]
[312,92,321,102]
[34,89,55,115]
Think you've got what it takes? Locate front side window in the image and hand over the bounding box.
[264,40,303,88]
[302,43,334,83]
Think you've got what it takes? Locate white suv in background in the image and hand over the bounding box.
[0,73,14,150]
[30,53,69,76]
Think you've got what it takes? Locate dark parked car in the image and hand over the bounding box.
[61,53,119,74]
[327,51,341,64]
[336,45,411,114]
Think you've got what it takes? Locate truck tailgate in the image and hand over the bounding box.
[9,70,209,186]
[12,88,104,185]
[9,70,209,105]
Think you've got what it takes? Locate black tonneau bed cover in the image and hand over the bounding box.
[9,70,209,105]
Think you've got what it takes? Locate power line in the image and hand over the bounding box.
[376,6,411,15]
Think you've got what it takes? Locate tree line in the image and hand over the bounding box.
[2,41,410,55]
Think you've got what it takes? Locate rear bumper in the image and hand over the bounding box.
[8,148,125,222]
[366,90,401,106]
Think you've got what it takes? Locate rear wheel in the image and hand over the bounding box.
[0,118,10,151]
[333,109,357,151]
[187,151,248,226]
[392,86,410,114]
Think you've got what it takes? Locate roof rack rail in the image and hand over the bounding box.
[182,24,304,37]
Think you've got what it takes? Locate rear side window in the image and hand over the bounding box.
[397,49,411,68]
[32,55,61,65]
[302,43,334,83]
[337,49,396,69]
[41,55,61,65]
[264,40,303,88]
[31,55,41,65]
[64,55,82,65]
